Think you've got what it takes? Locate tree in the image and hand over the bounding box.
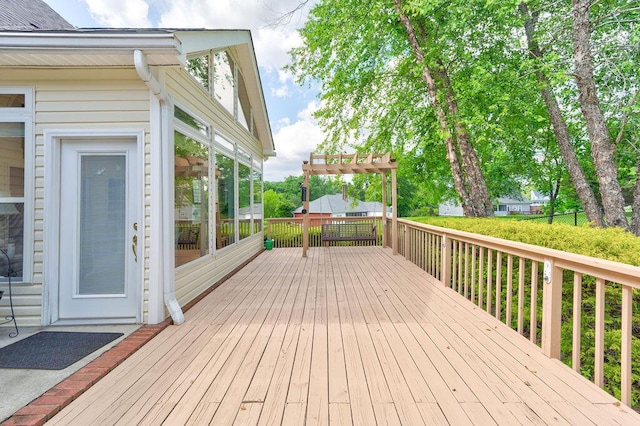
[519,2,605,227]
[263,189,296,218]
[393,0,491,216]
[571,0,628,229]
[289,0,639,226]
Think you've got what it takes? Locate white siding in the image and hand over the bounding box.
[1,61,268,327]
[0,68,151,326]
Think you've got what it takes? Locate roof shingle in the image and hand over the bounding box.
[0,0,74,31]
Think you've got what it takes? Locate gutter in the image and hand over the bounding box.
[134,49,184,325]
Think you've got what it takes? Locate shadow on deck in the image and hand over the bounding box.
[48,247,639,425]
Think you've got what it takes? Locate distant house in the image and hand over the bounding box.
[439,196,533,216]
[438,201,465,217]
[530,190,550,214]
[495,197,532,216]
[293,194,391,223]
[0,0,274,327]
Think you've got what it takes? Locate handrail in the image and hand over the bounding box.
[397,219,640,289]
[392,217,639,407]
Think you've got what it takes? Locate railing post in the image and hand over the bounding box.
[541,258,562,359]
[266,220,271,241]
[382,171,387,248]
[441,234,451,287]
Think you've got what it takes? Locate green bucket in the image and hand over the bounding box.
[265,238,273,250]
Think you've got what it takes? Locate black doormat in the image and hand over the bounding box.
[0,331,123,370]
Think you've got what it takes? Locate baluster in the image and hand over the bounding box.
[572,272,582,372]
[495,251,502,320]
[471,245,476,303]
[594,278,605,387]
[486,249,493,314]
[621,285,632,406]
[517,257,525,335]
[506,254,513,327]
[530,261,538,344]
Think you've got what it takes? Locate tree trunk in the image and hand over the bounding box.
[394,0,491,217]
[519,3,605,227]
[438,65,494,217]
[631,152,640,235]
[547,176,560,224]
[572,0,628,229]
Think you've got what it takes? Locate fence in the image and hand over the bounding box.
[519,211,587,226]
[392,218,639,407]
[264,217,383,248]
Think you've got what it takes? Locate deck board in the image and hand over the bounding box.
[49,247,640,425]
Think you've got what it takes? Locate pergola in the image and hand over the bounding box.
[301,152,398,257]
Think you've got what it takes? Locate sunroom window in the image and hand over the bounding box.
[252,161,263,233]
[212,51,235,117]
[185,53,210,91]
[174,107,211,267]
[216,150,235,249]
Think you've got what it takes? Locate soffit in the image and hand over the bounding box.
[0,31,183,67]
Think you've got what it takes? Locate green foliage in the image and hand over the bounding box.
[264,175,347,218]
[414,217,640,266]
[291,0,640,228]
[263,189,296,218]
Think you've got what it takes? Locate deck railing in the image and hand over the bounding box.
[392,218,639,407]
[264,217,383,248]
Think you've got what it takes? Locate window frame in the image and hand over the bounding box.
[0,86,33,284]
[184,48,256,139]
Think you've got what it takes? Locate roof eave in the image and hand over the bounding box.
[0,31,184,66]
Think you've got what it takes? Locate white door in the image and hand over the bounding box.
[58,139,139,322]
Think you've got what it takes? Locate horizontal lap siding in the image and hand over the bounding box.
[0,68,151,326]
[164,68,266,308]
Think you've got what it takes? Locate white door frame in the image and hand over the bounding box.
[43,129,145,325]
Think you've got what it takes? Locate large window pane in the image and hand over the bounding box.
[213,51,235,116]
[175,106,209,138]
[175,132,209,267]
[0,94,25,108]
[216,152,235,249]
[79,155,125,294]
[0,203,23,282]
[0,122,24,282]
[238,163,251,240]
[237,71,251,131]
[252,168,263,234]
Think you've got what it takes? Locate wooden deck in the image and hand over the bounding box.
[49,247,640,425]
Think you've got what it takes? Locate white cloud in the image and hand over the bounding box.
[271,85,290,98]
[264,101,325,181]
[84,0,151,27]
[156,0,304,73]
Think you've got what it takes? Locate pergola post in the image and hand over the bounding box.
[391,167,398,255]
[381,171,387,248]
[302,169,310,257]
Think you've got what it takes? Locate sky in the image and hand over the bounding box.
[41,0,323,181]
